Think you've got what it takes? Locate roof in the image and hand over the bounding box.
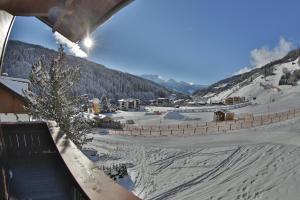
[0,76,28,102]
[0,0,133,42]
[118,98,139,102]
[0,76,29,96]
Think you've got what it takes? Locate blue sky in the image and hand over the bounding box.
[9,0,300,85]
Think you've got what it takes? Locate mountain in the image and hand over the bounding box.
[2,40,174,103]
[193,49,300,104]
[140,74,206,95]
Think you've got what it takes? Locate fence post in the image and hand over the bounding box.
[183,129,184,135]
[160,130,162,136]
[171,130,173,135]
[218,126,220,132]
[194,128,196,134]
[230,124,232,130]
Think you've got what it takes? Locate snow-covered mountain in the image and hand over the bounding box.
[140,74,206,95]
[194,49,300,105]
[3,40,175,102]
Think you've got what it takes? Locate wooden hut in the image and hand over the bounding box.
[214,110,235,121]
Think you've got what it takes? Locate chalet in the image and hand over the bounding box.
[149,99,157,106]
[224,96,245,105]
[0,1,140,199]
[157,97,170,106]
[0,76,30,121]
[214,110,235,121]
[118,99,140,110]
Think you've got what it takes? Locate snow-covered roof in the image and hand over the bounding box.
[118,98,139,102]
[0,76,29,97]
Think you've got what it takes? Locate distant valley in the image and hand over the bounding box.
[140,74,206,95]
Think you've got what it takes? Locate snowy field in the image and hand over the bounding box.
[107,106,214,126]
[86,117,300,200]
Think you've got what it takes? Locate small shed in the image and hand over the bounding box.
[214,110,235,121]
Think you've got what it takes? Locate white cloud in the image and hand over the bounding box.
[53,32,87,58]
[233,37,293,75]
[250,37,293,68]
[233,66,252,75]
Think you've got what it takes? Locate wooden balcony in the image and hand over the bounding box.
[0,122,140,200]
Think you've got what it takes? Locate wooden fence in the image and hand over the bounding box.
[109,108,300,137]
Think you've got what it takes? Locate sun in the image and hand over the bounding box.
[83,36,93,48]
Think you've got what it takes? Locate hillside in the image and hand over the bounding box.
[193,49,300,104]
[140,74,206,95]
[3,40,174,102]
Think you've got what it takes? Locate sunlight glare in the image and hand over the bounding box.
[83,36,93,48]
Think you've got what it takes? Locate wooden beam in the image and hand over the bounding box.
[0,0,64,16]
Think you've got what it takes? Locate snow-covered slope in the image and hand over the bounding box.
[209,58,300,104]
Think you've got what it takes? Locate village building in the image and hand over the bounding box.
[149,99,157,106]
[224,96,246,105]
[214,109,235,121]
[157,97,170,106]
[0,75,30,121]
[118,98,140,110]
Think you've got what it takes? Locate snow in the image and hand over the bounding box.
[0,76,29,96]
[86,117,300,200]
[80,60,300,200]
[163,112,185,120]
[210,60,300,105]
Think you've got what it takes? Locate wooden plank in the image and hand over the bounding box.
[47,122,140,200]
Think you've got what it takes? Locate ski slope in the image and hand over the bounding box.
[86,117,300,200]
[209,59,300,106]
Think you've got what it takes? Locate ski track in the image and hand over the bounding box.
[86,118,300,200]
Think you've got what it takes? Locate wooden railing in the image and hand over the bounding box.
[112,108,300,136]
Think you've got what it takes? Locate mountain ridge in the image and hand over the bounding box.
[140,74,206,95]
[3,40,176,103]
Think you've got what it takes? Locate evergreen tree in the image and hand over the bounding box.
[101,95,110,113]
[25,45,92,148]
